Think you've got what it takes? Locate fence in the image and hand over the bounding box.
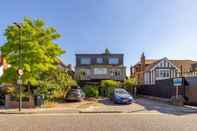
[137,77,197,105]
[137,79,184,99]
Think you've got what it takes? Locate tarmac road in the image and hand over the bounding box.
[0,113,197,131]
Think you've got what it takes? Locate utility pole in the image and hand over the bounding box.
[14,22,23,112]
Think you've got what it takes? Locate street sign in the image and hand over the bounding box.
[17,69,23,76]
[173,78,183,87]
[17,79,22,85]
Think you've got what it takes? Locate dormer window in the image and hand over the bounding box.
[96,57,103,64]
[109,57,119,65]
[80,57,91,65]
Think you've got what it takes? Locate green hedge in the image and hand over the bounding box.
[100,80,120,97]
[83,85,99,98]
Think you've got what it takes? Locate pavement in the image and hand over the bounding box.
[0,98,197,115]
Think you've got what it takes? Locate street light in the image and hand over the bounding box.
[14,22,23,112]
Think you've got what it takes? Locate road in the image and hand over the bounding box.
[0,113,197,131]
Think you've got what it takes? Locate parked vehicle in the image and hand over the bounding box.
[65,86,85,101]
[112,88,133,104]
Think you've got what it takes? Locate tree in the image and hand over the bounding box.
[101,80,120,88]
[124,77,138,89]
[124,77,138,96]
[1,17,65,88]
[38,67,77,100]
[100,80,120,97]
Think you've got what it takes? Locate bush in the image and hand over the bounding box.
[124,78,138,96]
[101,80,120,88]
[100,80,120,97]
[124,78,137,89]
[83,85,99,98]
[170,95,185,106]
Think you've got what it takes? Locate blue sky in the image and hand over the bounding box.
[0,0,197,72]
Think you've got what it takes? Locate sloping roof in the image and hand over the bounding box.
[170,60,197,71]
[135,59,157,66]
[145,58,165,71]
[144,58,197,72]
[144,59,158,65]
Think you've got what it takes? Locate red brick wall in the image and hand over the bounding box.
[5,95,35,108]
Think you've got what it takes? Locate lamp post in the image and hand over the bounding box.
[14,22,23,112]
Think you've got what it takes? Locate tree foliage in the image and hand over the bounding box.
[1,17,65,87]
[101,80,120,88]
[124,77,138,89]
[100,80,120,97]
[38,67,77,100]
[83,85,99,98]
[0,17,76,101]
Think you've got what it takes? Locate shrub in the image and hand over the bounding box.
[83,85,99,98]
[100,80,120,97]
[124,77,137,89]
[170,95,185,106]
[101,80,120,88]
[124,78,138,96]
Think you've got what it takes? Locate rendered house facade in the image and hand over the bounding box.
[75,53,126,82]
[131,53,197,85]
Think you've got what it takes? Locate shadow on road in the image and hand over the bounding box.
[135,98,197,116]
[97,97,197,115]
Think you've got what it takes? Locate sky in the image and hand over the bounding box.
[0,0,197,73]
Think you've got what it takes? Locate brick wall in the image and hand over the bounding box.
[5,95,35,108]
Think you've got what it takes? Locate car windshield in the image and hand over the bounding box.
[115,90,128,94]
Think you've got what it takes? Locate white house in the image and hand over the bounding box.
[131,53,197,85]
[144,58,197,85]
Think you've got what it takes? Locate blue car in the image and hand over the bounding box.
[112,88,133,104]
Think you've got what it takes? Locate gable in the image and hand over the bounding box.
[149,58,180,72]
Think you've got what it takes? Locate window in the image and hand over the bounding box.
[79,69,90,76]
[156,69,170,80]
[164,61,166,67]
[110,69,121,77]
[109,58,119,65]
[94,68,107,75]
[80,57,91,65]
[96,57,103,64]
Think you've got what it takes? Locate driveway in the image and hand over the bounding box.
[81,98,197,115]
[1,98,197,115]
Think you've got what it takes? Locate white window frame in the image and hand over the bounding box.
[156,69,170,80]
[94,68,107,75]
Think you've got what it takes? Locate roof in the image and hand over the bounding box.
[75,53,124,56]
[144,58,197,72]
[134,59,157,66]
[144,58,164,71]
[144,59,157,65]
[170,60,197,71]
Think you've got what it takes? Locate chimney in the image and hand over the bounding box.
[141,52,145,71]
[130,66,133,76]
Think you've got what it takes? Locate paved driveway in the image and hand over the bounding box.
[1,98,197,115]
[84,98,197,115]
